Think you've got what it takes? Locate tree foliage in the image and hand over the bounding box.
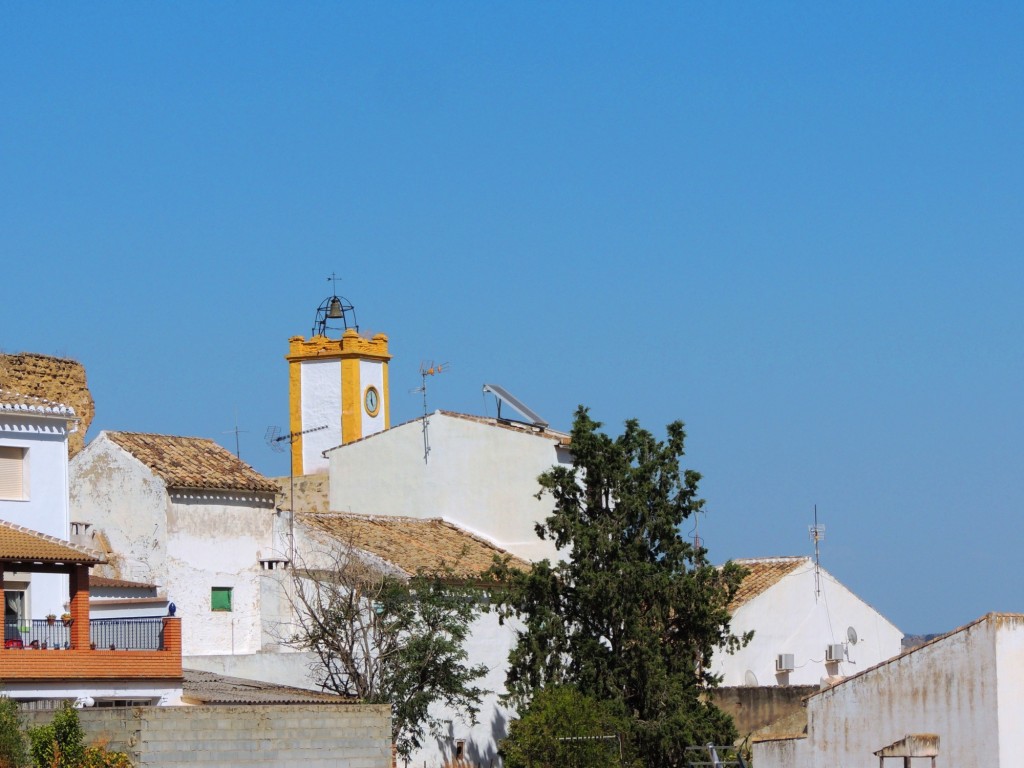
[500,686,637,768]
[494,407,749,767]
[0,698,29,768]
[288,544,488,760]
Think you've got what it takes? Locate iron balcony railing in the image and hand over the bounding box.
[3,618,165,651]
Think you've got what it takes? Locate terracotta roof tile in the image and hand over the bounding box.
[91,575,158,590]
[105,431,279,493]
[0,389,76,417]
[729,557,808,611]
[298,512,529,579]
[0,520,105,565]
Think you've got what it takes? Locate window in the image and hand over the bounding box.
[0,447,26,500]
[211,587,232,612]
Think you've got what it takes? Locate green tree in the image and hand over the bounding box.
[500,686,636,768]
[0,697,29,768]
[494,407,749,767]
[28,703,84,768]
[288,545,488,760]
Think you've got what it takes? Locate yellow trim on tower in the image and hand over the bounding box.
[382,361,390,429]
[341,355,361,444]
[288,349,303,476]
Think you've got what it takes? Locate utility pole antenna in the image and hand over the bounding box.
[809,504,825,601]
[223,408,247,459]
[265,424,328,563]
[411,362,449,463]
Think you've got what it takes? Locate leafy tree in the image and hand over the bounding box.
[28,703,84,768]
[494,407,749,767]
[0,697,29,768]
[500,686,637,768]
[288,544,488,760]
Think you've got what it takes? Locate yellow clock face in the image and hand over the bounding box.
[364,386,381,417]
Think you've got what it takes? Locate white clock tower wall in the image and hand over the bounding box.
[300,359,342,474]
[359,359,386,437]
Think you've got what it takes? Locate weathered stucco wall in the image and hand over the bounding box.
[711,686,816,738]
[754,614,1010,767]
[328,413,572,562]
[23,703,392,768]
[0,353,93,457]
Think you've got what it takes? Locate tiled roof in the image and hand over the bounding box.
[91,576,158,590]
[298,512,529,579]
[0,389,76,417]
[0,520,105,565]
[182,669,356,705]
[105,431,279,493]
[729,557,808,611]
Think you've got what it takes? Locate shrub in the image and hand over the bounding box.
[0,698,29,768]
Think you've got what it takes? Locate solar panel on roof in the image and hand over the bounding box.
[482,384,548,428]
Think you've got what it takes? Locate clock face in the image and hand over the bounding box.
[364,386,380,417]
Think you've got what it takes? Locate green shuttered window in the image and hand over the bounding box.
[211,587,232,611]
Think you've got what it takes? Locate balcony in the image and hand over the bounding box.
[4,617,166,651]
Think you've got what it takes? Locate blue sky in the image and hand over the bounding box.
[2,3,1022,634]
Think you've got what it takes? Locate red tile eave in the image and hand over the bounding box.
[0,649,184,683]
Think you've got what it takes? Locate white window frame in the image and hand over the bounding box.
[0,446,27,501]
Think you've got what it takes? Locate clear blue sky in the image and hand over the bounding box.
[2,3,1022,635]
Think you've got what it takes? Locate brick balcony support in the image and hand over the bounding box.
[68,565,90,649]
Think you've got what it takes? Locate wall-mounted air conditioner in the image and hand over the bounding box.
[826,643,845,662]
[775,653,795,672]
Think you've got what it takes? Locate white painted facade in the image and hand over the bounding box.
[300,359,342,473]
[0,399,75,620]
[359,358,386,436]
[714,557,903,687]
[327,411,572,562]
[69,433,286,657]
[754,613,1024,768]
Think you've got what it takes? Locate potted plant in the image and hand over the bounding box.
[45,614,56,625]
[60,612,72,626]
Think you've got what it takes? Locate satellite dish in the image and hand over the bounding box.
[744,670,758,687]
[847,626,858,645]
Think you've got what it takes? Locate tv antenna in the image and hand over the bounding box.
[265,424,327,562]
[809,504,825,600]
[412,361,449,463]
[223,408,247,459]
[311,273,358,338]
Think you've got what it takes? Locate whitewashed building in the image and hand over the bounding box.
[327,410,572,563]
[69,431,288,658]
[714,557,903,687]
[0,389,78,621]
[754,612,1024,767]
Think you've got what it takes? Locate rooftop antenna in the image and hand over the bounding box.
[265,424,328,563]
[809,504,825,601]
[412,362,449,463]
[312,273,358,338]
[223,407,247,459]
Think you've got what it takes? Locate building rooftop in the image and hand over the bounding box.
[104,431,279,494]
[182,669,355,705]
[728,557,808,611]
[0,389,76,417]
[298,512,529,579]
[0,520,105,565]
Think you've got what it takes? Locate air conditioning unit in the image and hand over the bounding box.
[826,643,845,662]
[775,653,795,672]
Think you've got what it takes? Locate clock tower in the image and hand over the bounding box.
[286,291,391,475]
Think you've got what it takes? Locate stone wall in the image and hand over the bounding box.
[24,703,392,768]
[0,352,94,457]
[710,685,817,738]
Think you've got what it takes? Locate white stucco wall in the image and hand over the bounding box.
[754,613,1021,768]
[359,359,386,437]
[301,359,342,473]
[0,412,72,618]
[714,560,903,687]
[70,434,281,657]
[328,412,572,562]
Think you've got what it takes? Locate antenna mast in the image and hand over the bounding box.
[809,504,825,600]
[412,362,448,463]
[265,424,328,563]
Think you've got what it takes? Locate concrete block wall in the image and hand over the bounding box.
[26,704,392,768]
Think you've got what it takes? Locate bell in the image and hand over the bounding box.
[327,297,344,319]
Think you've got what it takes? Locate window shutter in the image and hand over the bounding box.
[211,587,232,611]
[0,447,24,500]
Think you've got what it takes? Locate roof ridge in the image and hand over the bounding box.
[0,388,76,416]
